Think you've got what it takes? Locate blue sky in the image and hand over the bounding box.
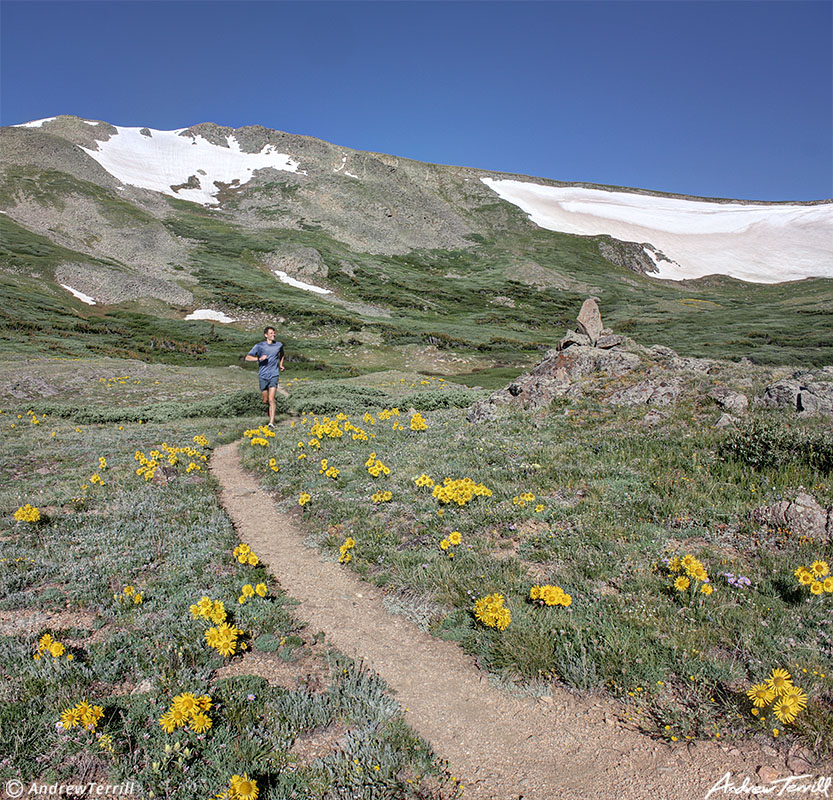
[1,1,830,201]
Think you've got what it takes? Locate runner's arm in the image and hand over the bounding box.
[245,344,267,362]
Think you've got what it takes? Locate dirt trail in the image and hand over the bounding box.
[212,441,808,800]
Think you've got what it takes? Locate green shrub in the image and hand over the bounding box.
[398,388,482,411]
[289,382,391,414]
[35,390,283,424]
[718,417,833,472]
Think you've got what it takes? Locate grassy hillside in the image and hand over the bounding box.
[3,206,832,381]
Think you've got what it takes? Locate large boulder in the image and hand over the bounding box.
[759,378,833,415]
[595,334,624,349]
[576,298,604,345]
[709,386,749,415]
[558,329,592,350]
[751,493,832,544]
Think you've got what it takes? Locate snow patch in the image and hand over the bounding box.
[185,309,235,323]
[79,126,302,206]
[82,120,100,126]
[272,270,332,295]
[60,284,96,305]
[344,171,359,179]
[482,178,833,284]
[14,117,57,128]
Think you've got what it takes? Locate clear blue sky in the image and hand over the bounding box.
[1,0,830,200]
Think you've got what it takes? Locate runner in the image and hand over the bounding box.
[244,326,286,427]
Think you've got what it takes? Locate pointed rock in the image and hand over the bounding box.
[576,298,603,344]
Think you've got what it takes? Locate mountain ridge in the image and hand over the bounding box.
[14,114,832,205]
[1,114,831,372]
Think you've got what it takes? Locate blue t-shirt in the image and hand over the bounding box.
[248,340,284,380]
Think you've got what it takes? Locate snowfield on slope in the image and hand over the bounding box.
[60,284,97,305]
[482,179,833,284]
[272,270,332,295]
[79,126,301,205]
[184,309,235,323]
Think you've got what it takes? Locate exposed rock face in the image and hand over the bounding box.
[751,493,832,544]
[576,298,604,344]
[54,263,193,306]
[607,377,683,407]
[597,237,680,276]
[467,298,826,425]
[597,238,660,275]
[263,245,328,279]
[709,386,749,415]
[759,378,833,415]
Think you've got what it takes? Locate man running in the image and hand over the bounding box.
[245,326,286,427]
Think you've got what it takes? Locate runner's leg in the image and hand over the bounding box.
[267,385,277,425]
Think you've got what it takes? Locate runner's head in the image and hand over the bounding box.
[264,326,276,342]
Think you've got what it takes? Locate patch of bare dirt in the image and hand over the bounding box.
[290,722,348,765]
[0,609,97,636]
[214,646,330,693]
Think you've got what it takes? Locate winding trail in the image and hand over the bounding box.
[212,441,806,800]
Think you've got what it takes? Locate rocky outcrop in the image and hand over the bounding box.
[759,378,833,415]
[467,298,828,424]
[597,238,660,275]
[751,493,832,544]
[607,377,683,408]
[709,386,749,415]
[597,238,680,276]
[467,344,640,420]
[263,244,328,280]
